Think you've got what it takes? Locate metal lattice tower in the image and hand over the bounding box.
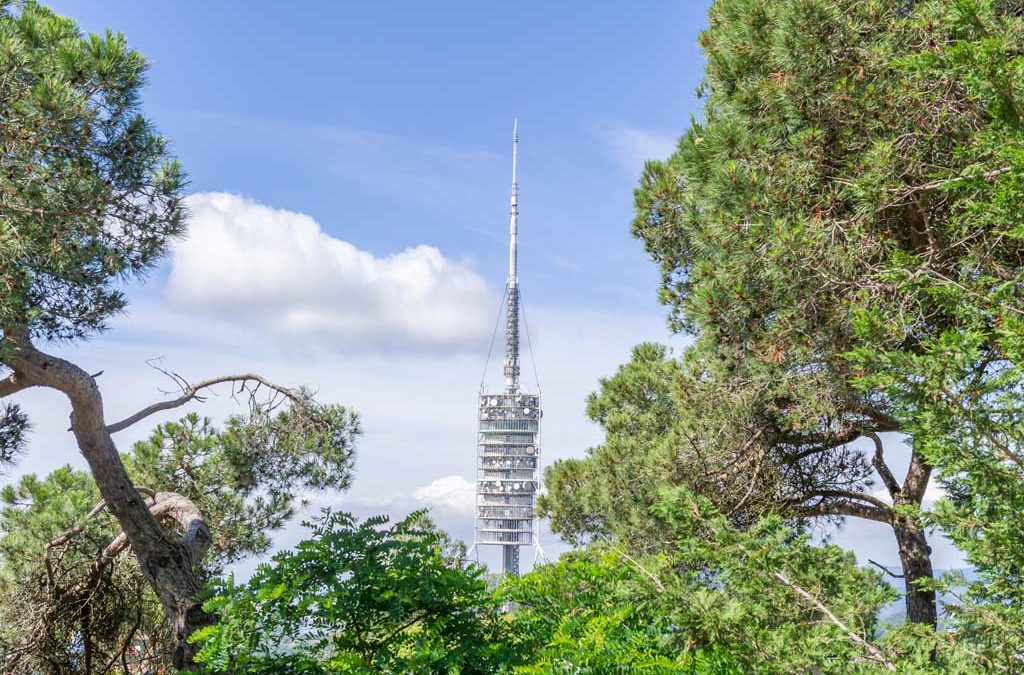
[474,120,541,577]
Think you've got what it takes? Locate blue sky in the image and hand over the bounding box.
[11,1,964,574]
[10,0,712,572]
[49,0,709,310]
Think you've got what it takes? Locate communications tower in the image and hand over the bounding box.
[474,120,541,576]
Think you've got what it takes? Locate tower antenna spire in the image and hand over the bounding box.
[509,118,518,281]
[503,119,520,391]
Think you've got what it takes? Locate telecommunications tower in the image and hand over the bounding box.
[473,120,542,577]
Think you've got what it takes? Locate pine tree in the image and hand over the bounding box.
[0,4,359,666]
[599,0,1024,628]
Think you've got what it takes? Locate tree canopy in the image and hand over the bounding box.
[544,0,1024,630]
[193,511,507,674]
[195,494,971,674]
[0,0,184,342]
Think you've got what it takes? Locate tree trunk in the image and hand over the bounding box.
[2,328,213,670]
[892,513,937,628]
[66,386,213,670]
[171,591,215,668]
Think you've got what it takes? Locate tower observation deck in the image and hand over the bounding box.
[474,120,541,577]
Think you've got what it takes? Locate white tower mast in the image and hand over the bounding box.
[504,119,520,392]
[474,120,541,578]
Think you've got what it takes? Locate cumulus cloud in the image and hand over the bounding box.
[313,475,477,519]
[413,475,476,515]
[167,193,492,352]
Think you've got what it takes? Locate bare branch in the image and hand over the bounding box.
[865,432,900,499]
[99,583,144,675]
[779,428,862,457]
[604,538,666,592]
[106,373,300,434]
[728,434,768,517]
[779,414,901,464]
[855,406,902,434]
[896,166,1011,197]
[797,499,892,524]
[49,490,211,591]
[812,489,893,512]
[867,559,905,579]
[773,571,896,671]
[922,268,1024,319]
[49,487,159,550]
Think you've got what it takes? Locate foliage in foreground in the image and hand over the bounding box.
[0,410,358,674]
[191,499,987,675]
[193,511,507,674]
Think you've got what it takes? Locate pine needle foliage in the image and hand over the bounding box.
[0,0,185,342]
[581,0,1024,635]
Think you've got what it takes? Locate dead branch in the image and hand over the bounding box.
[797,499,892,524]
[728,433,768,517]
[90,492,211,570]
[106,373,300,434]
[867,559,905,579]
[604,539,666,593]
[49,487,159,549]
[48,491,211,598]
[812,489,893,512]
[896,166,1011,197]
[773,570,896,671]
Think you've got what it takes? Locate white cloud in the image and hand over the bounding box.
[413,475,476,515]
[871,480,947,508]
[594,123,678,174]
[306,475,476,520]
[168,192,492,353]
